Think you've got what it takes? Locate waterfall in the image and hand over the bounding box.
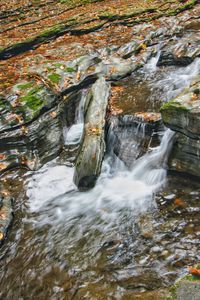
[63,92,86,146]
[130,129,175,187]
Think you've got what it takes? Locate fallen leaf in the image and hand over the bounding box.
[188,267,200,276]
[173,198,187,208]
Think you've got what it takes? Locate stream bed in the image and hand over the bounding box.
[0,56,200,300]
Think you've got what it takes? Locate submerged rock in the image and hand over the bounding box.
[74,77,110,190]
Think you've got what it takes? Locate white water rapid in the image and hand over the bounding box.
[26,129,174,226]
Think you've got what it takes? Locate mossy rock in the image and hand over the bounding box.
[0,79,57,132]
[161,77,200,139]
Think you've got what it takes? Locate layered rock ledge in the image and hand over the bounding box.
[161,77,200,177]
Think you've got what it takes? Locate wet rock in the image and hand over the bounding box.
[161,76,200,177]
[0,196,13,245]
[157,51,193,67]
[74,77,110,190]
[163,193,176,201]
[0,105,63,171]
[161,76,200,139]
[168,271,200,300]
[157,34,200,66]
[111,113,163,167]
[0,80,57,132]
[168,133,200,177]
[96,57,137,80]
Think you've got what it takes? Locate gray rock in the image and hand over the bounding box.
[74,77,110,190]
[111,113,164,167]
[157,34,200,67]
[176,280,200,300]
[169,133,200,177]
[161,77,200,139]
[0,196,13,245]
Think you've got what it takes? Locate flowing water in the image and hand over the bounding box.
[0,57,200,299]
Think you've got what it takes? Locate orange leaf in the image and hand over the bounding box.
[173,198,187,208]
[188,267,200,276]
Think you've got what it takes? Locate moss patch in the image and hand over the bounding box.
[19,88,44,111]
[160,100,188,112]
[17,82,34,90]
[48,73,61,84]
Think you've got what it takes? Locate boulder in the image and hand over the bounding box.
[111,113,164,167]
[157,35,200,67]
[161,77,200,139]
[74,77,110,190]
[168,133,200,177]
[161,77,200,177]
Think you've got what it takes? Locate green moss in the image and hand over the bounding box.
[66,67,76,73]
[0,98,6,108]
[17,82,34,90]
[193,88,200,95]
[48,73,61,84]
[19,88,44,111]
[160,101,188,111]
[47,67,54,72]
[54,63,63,68]
[20,95,43,110]
[40,24,64,38]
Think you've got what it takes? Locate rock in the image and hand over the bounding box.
[0,105,62,172]
[168,133,200,177]
[163,193,176,201]
[29,55,100,93]
[96,57,137,81]
[176,280,200,300]
[74,77,110,190]
[157,34,200,67]
[168,271,200,300]
[161,77,200,139]
[111,113,164,167]
[161,76,200,177]
[0,196,13,245]
[0,80,57,132]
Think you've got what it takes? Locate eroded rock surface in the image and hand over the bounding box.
[161,77,200,177]
[74,77,110,189]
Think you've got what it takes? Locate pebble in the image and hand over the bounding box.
[163,193,176,201]
[161,250,169,258]
[151,246,163,253]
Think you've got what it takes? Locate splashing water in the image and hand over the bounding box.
[26,129,175,226]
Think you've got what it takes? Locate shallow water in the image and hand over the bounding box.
[114,57,200,115]
[0,57,200,300]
